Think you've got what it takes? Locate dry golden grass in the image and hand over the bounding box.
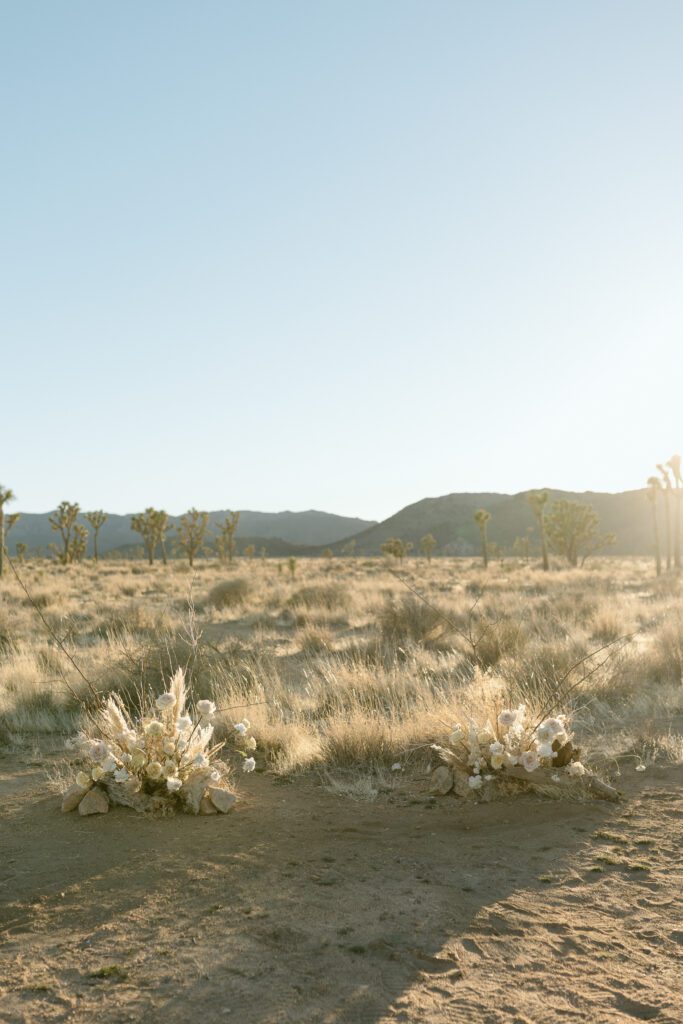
[0,556,681,779]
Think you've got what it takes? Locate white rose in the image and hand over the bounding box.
[114,767,130,783]
[146,761,163,780]
[102,756,118,773]
[197,700,216,718]
[145,721,164,738]
[520,750,540,773]
[566,761,586,777]
[468,775,483,789]
[234,722,247,736]
[497,710,517,728]
[166,777,183,793]
[489,741,504,756]
[176,716,193,732]
[243,757,256,773]
[536,742,554,759]
[155,693,176,711]
[163,739,176,755]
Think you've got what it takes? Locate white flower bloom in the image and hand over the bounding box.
[390,762,402,771]
[468,775,483,789]
[490,754,504,770]
[536,742,554,759]
[210,769,221,782]
[114,767,130,783]
[163,739,176,755]
[566,761,586,776]
[635,764,647,772]
[489,741,504,756]
[145,721,164,738]
[243,757,256,773]
[193,753,209,768]
[101,756,118,774]
[483,774,494,782]
[234,722,247,736]
[146,761,163,780]
[520,750,540,773]
[90,741,109,761]
[162,759,178,778]
[155,692,176,710]
[246,736,257,751]
[551,773,561,782]
[166,777,183,793]
[498,710,517,728]
[197,700,216,718]
[176,715,193,732]
[176,739,187,753]
[76,771,91,788]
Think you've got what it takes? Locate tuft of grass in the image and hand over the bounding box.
[208,578,250,610]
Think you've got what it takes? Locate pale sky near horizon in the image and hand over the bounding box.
[2,1,682,521]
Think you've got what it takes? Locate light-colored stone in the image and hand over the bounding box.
[208,787,236,814]
[180,768,213,815]
[199,796,218,815]
[78,787,109,815]
[103,780,154,814]
[61,783,89,813]
[430,766,454,796]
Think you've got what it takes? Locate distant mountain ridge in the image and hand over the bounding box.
[324,489,654,557]
[7,509,376,558]
[6,490,656,559]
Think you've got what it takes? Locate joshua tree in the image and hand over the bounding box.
[151,509,170,565]
[656,465,672,571]
[72,523,89,563]
[322,547,334,559]
[0,486,15,577]
[545,499,615,567]
[419,533,437,562]
[175,508,209,567]
[287,557,297,578]
[243,544,256,560]
[84,510,108,562]
[15,542,27,563]
[131,508,161,565]
[216,511,240,563]
[381,538,413,563]
[667,454,682,570]
[646,476,662,577]
[48,501,81,565]
[474,510,491,568]
[526,490,549,571]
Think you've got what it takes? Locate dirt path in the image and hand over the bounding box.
[1,761,682,1024]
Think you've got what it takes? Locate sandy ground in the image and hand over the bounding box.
[1,759,682,1024]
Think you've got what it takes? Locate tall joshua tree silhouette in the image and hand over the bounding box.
[666,454,682,571]
[474,509,491,569]
[646,476,662,577]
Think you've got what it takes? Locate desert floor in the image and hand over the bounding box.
[1,756,682,1024]
[1,556,682,1022]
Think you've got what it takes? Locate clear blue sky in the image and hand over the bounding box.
[2,1,682,520]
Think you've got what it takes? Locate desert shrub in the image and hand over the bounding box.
[287,584,349,612]
[208,578,250,610]
[378,596,454,649]
[298,627,334,654]
[470,617,527,669]
[22,591,51,609]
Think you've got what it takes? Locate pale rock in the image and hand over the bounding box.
[61,783,89,813]
[78,788,109,815]
[180,768,214,815]
[208,787,236,814]
[430,765,454,796]
[199,796,218,815]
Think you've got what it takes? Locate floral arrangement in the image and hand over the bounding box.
[62,668,256,816]
[431,703,617,801]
